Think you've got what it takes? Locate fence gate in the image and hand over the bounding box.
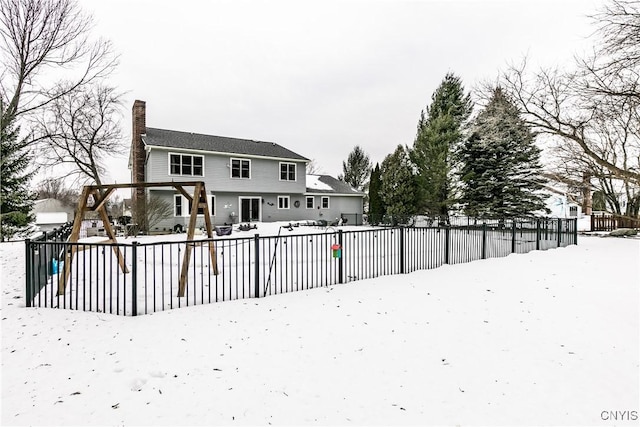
[25,224,73,303]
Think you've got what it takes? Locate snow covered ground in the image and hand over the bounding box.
[1,230,639,426]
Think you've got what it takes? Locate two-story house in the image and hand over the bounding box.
[129,100,364,231]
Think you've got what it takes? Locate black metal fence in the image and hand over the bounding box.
[25,218,577,316]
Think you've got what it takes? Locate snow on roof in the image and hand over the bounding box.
[35,212,68,225]
[306,174,334,191]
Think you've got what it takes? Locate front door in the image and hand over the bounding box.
[240,198,260,222]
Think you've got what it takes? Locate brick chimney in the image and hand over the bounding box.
[131,100,146,185]
[131,100,147,228]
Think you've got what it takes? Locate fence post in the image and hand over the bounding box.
[25,239,32,307]
[399,227,405,274]
[445,226,450,264]
[557,218,562,248]
[573,218,578,245]
[511,220,517,253]
[254,234,260,298]
[482,223,487,259]
[131,242,138,316]
[338,230,344,283]
[536,219,541,250]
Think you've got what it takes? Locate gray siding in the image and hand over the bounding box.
[303,195,364,224]
[145,148,306,194]
[146,189,363,232]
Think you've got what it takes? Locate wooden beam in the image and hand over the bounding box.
[174,184,193,203]
[80,181,207,191]
[178,182,203,297]
[58,186,91,295]
[98,202,128,274]
[200,184,219,275]
[89,187,116,212]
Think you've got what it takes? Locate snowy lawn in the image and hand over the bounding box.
[1,234,638,426]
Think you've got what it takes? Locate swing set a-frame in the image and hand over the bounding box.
[58,181,218,298]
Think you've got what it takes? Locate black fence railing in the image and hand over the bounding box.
[25,218,578,316]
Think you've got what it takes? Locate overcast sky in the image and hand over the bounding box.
[77,0,601,184]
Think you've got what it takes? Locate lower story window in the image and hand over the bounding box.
[174,195,183,216]
[174,194,216,216]
[321,196,330,209]
[306,196,314,209]
[278,196,290,209]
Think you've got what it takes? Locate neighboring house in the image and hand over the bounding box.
[545,194,582,219]
[32,198,75,232]
[129,100,365,231]
[542,180,584,219]
[121,198,133,217]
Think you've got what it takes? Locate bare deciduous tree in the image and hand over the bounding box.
[132,195,173,235]
[499,0,640,189]
[591,0,640,83]
[0,0,116,130]
[34,84,125,186]
[306,159,321,174]
[501,60,640,185]
[35,177,80,206]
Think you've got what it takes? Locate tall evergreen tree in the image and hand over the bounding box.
[459,87,547,218]
[412,73,472,217]
[1,115,36,240]
[380,145,417,224]
[367,163,384,224]
[339,145,372,192]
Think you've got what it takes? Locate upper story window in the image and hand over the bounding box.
[231,158,251,179]
[169,153,203,176]
[280,162,296,181]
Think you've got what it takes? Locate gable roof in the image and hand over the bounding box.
[306,174,364,196]
[141,127,308,161]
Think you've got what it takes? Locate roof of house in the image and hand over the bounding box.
[33,198,76,214]
[142,127,309,161]
[306,175,364,196]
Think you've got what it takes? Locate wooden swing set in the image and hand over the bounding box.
[58,181,218,298]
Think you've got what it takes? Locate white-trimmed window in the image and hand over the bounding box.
[169,153,203,176]
[174,195,183,216]
[210,195,216,216]
[321,196,330,209]
[174,195,216,216]
[278,196,290,209]
[231,158,251,179]
[306,196,314,209]
[280,162,296,181]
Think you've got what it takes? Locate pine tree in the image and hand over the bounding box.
[1,116,36,240]
[380,145,417,224]
[459,87,547,218]
[367,163,384,224]
[338,145,372,192]
[412,73,472,218]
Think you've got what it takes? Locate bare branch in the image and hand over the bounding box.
[33,84,125,186]
[0,0,118,133]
